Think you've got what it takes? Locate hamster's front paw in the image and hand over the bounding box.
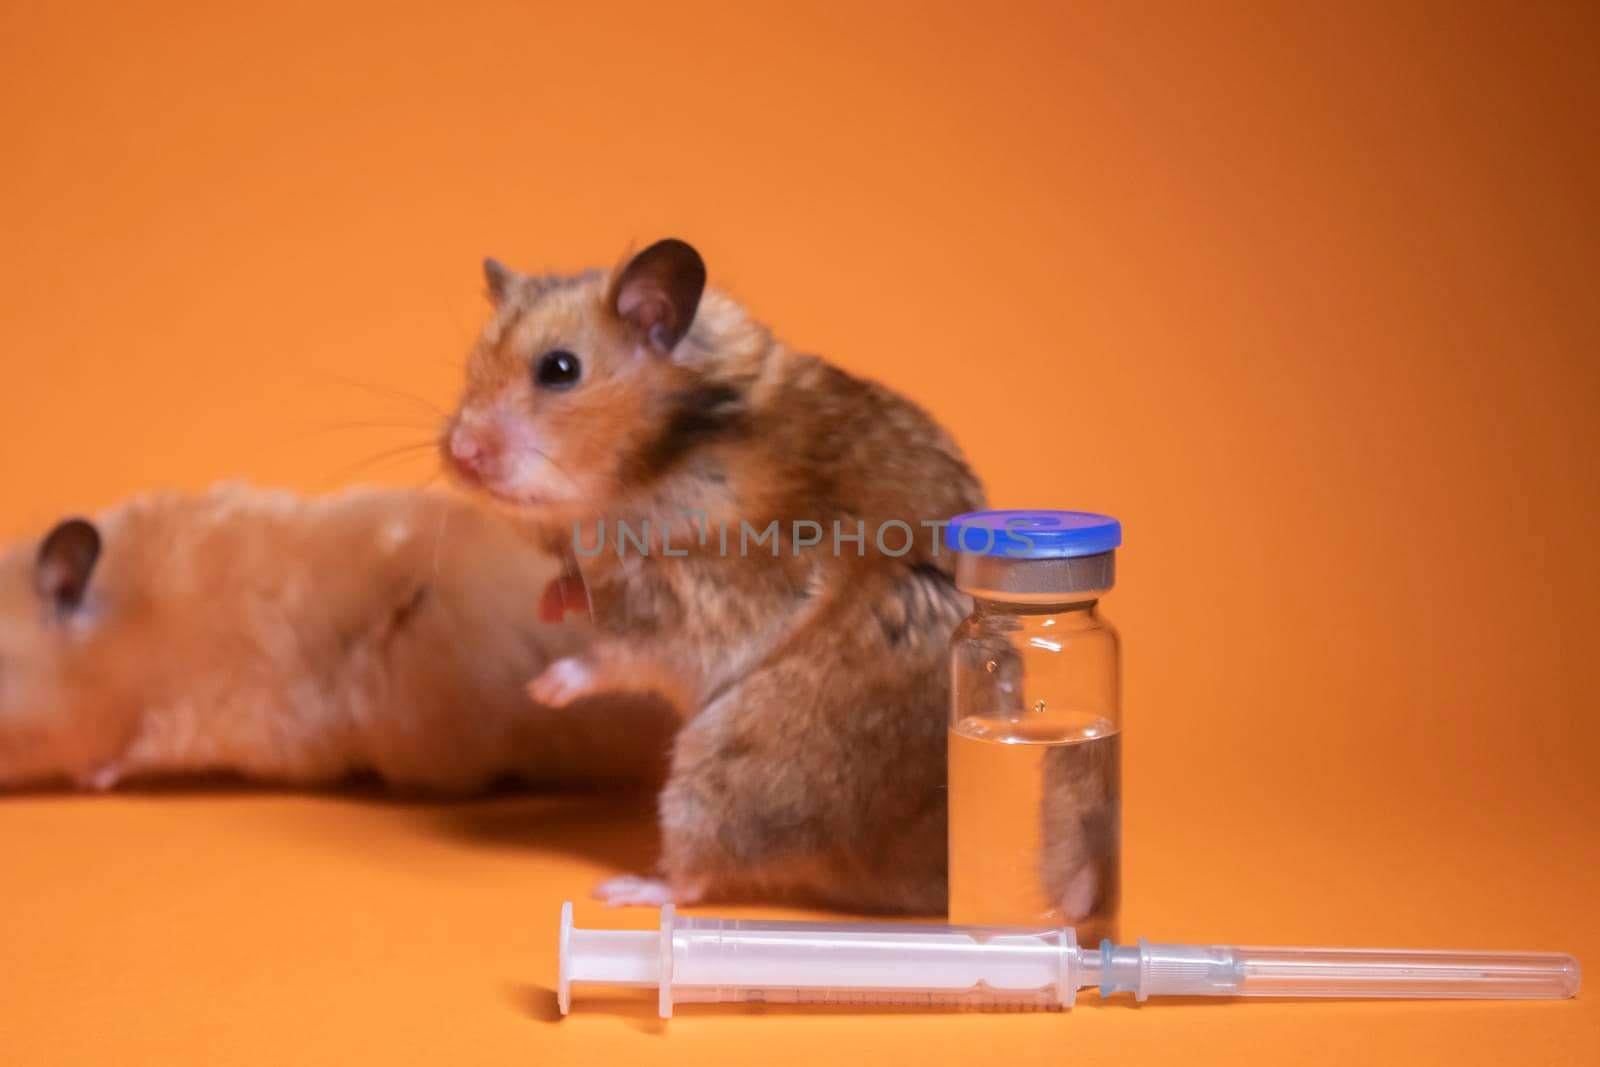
[1059,863,1100,922]
[78,763,123,792]
[528,656,597,707]
[591,875,674,907]
[591,874,706,908]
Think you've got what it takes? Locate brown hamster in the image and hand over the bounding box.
[442,239,986,912]
[0,484,673,792]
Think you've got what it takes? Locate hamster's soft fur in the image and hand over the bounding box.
[443,240,986,912]
[0,485,673,792]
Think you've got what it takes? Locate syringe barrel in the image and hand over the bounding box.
[559,903,1080,1016]
[668,914,1077,1013]
[1090,939,1582,1001]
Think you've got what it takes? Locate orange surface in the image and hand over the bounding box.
[2,1,1597,1062]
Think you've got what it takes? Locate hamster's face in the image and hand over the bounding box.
[442,240,707,519]
[0,517,127,787]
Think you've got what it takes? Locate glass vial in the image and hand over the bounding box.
[946,510,1122,944]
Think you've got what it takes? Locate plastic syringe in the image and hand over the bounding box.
[557,903,1580,1017]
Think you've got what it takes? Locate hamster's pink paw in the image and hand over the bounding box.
[78,764,123,792]
[591,875,678,908]
[1060,864,1100,922]
[527,656,596,708]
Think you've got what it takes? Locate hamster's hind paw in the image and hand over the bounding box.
[591,875,678,908]
[527,656,597,708]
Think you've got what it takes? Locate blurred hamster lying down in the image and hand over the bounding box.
[0,484,673,792]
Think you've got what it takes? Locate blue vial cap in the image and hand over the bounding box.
[945,509,1122,559]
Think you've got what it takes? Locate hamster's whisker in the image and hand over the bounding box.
[527,444,574,481]
[292,419,442,436]
[428,493,455,583]
[320,440,441,488]
[316,374,448,418]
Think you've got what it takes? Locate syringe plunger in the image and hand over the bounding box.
[557,903,1580,1017]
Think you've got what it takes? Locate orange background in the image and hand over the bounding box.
[2,1,1597,1062]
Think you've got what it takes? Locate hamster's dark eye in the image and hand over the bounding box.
[533,349,582,390]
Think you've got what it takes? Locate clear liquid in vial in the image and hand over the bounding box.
[948,713,1120,944]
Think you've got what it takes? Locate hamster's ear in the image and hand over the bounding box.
[34,518,101,614]
[609,239,706,353]
[483,257,516,305]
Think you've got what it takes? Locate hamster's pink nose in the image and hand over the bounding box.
[448,424,500,480]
